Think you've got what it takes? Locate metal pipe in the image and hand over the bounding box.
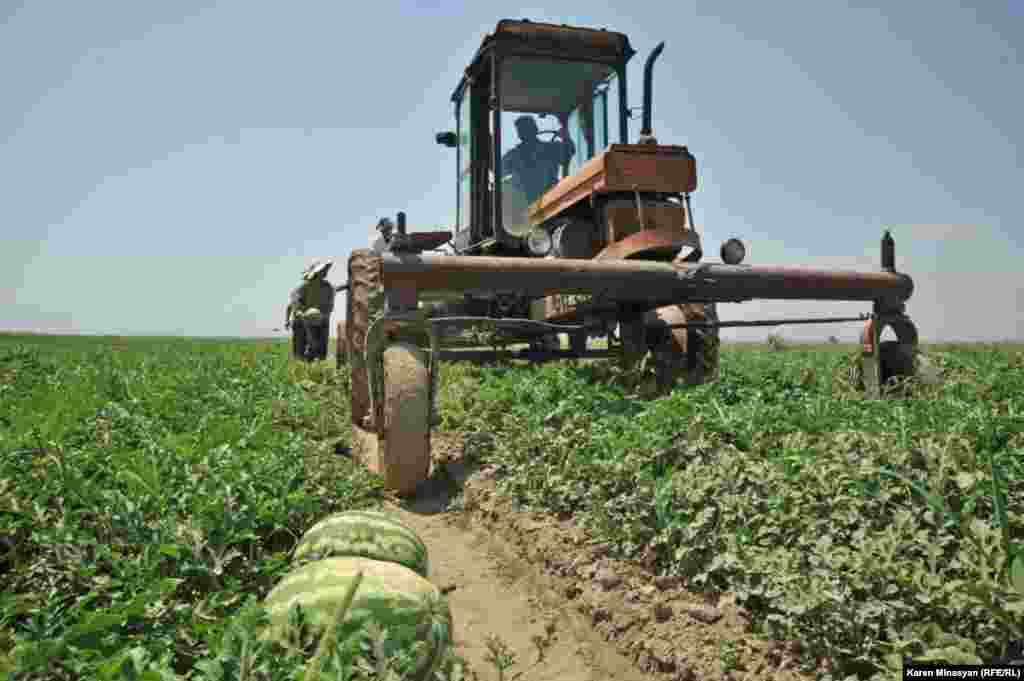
[684,193,696,233]
[617,65,629,144]
[881,229,895,272]
[663,314,869,329]
[437,348,616,362]
[491,54,503,241]
[633,186,646,229]
[455,99,463,231]
[601,85,609,150]
[640,42,666,139]
[378,254,914,304]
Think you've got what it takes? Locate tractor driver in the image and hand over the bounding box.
[501,115,576,203]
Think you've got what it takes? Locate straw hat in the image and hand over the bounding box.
[304,260,333,280]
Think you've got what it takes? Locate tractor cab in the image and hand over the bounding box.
[437,19,634,253]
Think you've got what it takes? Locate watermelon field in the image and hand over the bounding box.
[1,332,1022,680]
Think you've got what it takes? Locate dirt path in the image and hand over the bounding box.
[375,436,824,681]
[384,468,647,681]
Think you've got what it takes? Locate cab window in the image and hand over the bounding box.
[497,57,616,236]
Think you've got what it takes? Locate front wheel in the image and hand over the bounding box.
[352,341,432,496]
[648,303,720,391]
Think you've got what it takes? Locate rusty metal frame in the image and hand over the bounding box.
[377,254,914,312]
[356,230,920,418]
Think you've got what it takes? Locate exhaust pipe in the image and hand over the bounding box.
[638,41,665,144]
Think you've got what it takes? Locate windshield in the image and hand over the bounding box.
[498,56,616,237]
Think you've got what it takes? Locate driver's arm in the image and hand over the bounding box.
[548,128,576,165]
[501,146,522,177]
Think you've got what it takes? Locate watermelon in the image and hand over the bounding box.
[263,557,452,680]
[293,510,430,578]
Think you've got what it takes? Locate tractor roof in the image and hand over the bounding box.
[452,19,635,102]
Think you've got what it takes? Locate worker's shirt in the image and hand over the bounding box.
[293,278,335,317]
[370,233,391,254]
[502,138,576,202]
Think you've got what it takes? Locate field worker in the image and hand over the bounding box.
[285,260,336,361]
[358,218,396,350]
[501,115,575,202]
[371,217,395,254]
[285,264,312,360]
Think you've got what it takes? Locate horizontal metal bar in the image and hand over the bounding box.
[453,237,498,255]
[428,315,586,335]
[379,254,913,305]
[436,348,616,363]
[664,314,870,329]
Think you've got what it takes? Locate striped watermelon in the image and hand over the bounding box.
[293,510,430,577]
[263,556,452,680]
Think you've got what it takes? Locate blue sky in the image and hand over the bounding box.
[3,0,1021,341]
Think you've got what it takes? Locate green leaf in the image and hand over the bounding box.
[986,449,1013,565]
[954,472,976,491]
[1011,555,1024,595]
[158,544,180,558]
[66,610,125,644]
[877,467,951,520]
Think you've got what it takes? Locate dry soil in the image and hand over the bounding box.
[378,434,826,681]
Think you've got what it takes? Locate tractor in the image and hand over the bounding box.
[340,19,920,495]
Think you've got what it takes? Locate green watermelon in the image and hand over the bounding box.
[263,557,452,680]
[293,510,430,578]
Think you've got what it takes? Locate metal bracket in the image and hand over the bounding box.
[633,185,646,230]
[860,299,919,399]
[364,309,429,431]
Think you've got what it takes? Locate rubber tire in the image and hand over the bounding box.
[380,341,431,496]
